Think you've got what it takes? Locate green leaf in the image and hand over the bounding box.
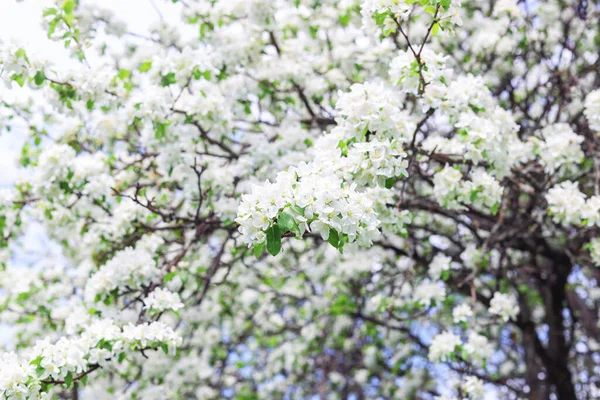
[159,343,169,355]
[339,10,351,27]
[193,68,211,80]
[431,22,440,36]
[163,271,177,283]
[266,225,282,256]
[139,61,152,72]
[62,0,75,14]
[33,71,46,85]
[43,8,57,17]
[277,212,295,233]
[117,69,130,80]
[385,177,395,189]
[373,10,389,26]
[14,48,28,61]
[160,72,177,86]
[153,120,169,139]
[290,205,305,216]
[360,124,369,139]
[490,202,499,215]
[328,228,340,248]
[65,372,73,388]
[12,74,25,87]
[30,356,43,366]
[338,140,349,157]
[441,270,451,281]
[425,5,436,14]
[253,242,265,259]
[469,190,479,202]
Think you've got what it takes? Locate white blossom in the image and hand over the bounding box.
[489,292,519,322]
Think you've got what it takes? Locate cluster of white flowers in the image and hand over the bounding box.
[0,41,47,88]
[390,48,450,97]
[335,81,414,142]
[488,292,519,322]
[428,253,452,279]
[432,166,463,209]
[237,82,418,249]
[463,332,494,365]
[433,166,503,211]
[428,330,461,362]
[586,238,600,266]
[531,124,584,173]
[122,321,182,350]
[0,352,43,400]
[546,181,600,226]
[0,319,181,399]
[84,246,161,303]
[144,288,184,313]
[462,376,485,399]
[584,89,600,131]
[32,143,76,196]
[236,171,380,248]
[452,303,474,323]
[361,0,462,37]
[413,281,446,306]
[419,73,529,177]
[429,329,494,368]
[361,0,412,35]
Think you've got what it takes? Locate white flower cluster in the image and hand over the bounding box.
[463,332,494,365]
[531,124,584,173]
[428,253,452,279]
[84,246,161,303]
[32,143,76,197]
[335,81,414,142]
[428,330,461,362]
[0,352,45,400]
[452,303,473,323]
[429,329,494,368]
[413,281,446,306]
[433,166,503,211]
[0,320,181,399]
[584,89,600,131]
[488,292,519,322]
[546,181,600,226]
[361,0,411,35]
[586,238,600,266]
[390,48,450,97]
[237,82,416,249]
[460,244,487,270]
[236,170,380,247]
[462,376,485,400]
[144,288,184,313]
[0,41,47,88]
[361,0,462,37]
[420,74,528,177]
[121,321,182,350]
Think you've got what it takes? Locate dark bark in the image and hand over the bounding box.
[541,262,576,400]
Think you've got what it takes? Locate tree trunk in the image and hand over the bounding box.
[542,264,576,400]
